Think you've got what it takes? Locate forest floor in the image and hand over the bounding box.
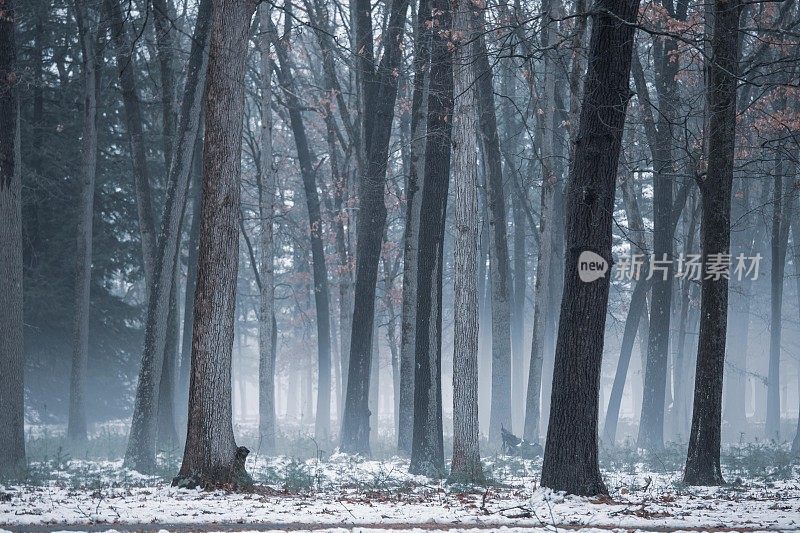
[2,422,800,532]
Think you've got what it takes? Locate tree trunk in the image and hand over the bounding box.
[380,257,401,437]
[450,0,483,483]
[397,0,430,453]
[257,3,277,454]
[540,0,640,496]
[602,168,651,445]
[723,177,766,437]
[683,0,740,485]
[175,0,256,489]
[765,155,791,440]
[671,189,699,441]
[177,130,203,435]
[340,0,411,455]
[369,320,380,428]
[474,23,513,446]
[637,1,685,451]
[523,0,558,446]
[125,0,212,473]
[151,0,177,167]
[0,0,26,475]
[409,0,453,477]
[499,18,526,435]
[271,13,333,444]
[105,0,180,453]
[789,189,800,455]
[104,0,158,285]
[68,0,99,445]
[157,261,180,449]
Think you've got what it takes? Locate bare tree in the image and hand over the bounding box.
[765,151,793,440]
[409,0,453,477]
[125,0,212,473]
[175,0,257,488]
[523,0,558,445]
[341,0,411,455]
[474,19,512,446]
[450,0,483,483]
[684,0,741,486]
[398,0,430,454]
[68,0,99,445]
[257,3,277,454]
[540,0,641,496]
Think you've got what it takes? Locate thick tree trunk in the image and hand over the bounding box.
[175,0,256,488]
[341,0,410,455]
[450,0,482,483]
[397,0,430,453]
[474,23,513,446]
[68,0,99,445]
[409,0,453,477]
[540,0,640,496]
[257,4,277,454]
[683,0,740,485]
[125,0,212,473]
[0,0,26,475]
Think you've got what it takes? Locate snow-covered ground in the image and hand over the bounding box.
[3,446,800,532]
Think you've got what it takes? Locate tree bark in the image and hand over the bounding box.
[540,0,640,496]
[125,0,212,473]
[104,0,158,285]
[397,0,430,453]
[683,0,741,485]
[789,188,800,455]
[340,0,411,455]
[175,0,256,488]
[68,0,99,445]
[474,21,513,446]
[409,0,453,477]
[0,0,26,475]
[151,0,178,167]
[257,3,277,454]
[158,261,180,449]
[637,3,686,449]
[177,130,203,435]
[450,0,483,483]
[765,154,792,440]
[523,0,558,444]
[271,12,333,444]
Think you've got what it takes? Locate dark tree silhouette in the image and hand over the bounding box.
[540,0,641,496]
[684,0,742,485]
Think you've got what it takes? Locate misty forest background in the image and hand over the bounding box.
[1,0,800,496]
